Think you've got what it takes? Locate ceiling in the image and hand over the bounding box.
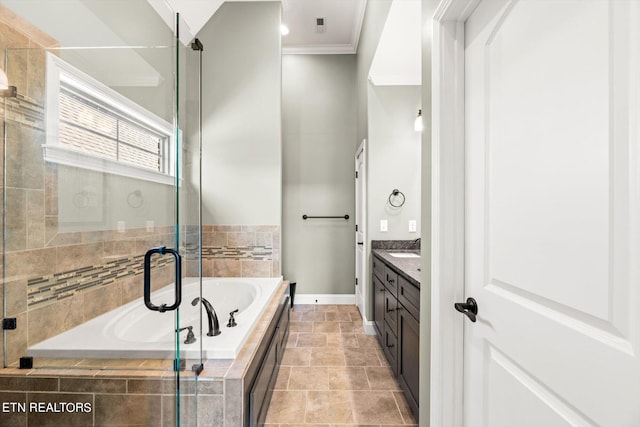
[2,0,420,87]
[280,0,367,54]
[159,0,367,54]
[160,0,421,84]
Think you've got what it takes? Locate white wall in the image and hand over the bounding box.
[282,54,357,295]
[367,85,422,241]
[420,0,437,422]
[198,2,282,225]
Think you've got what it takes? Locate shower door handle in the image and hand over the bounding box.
[143,246,182,313]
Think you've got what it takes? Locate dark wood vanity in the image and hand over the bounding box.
[372,248,420,418]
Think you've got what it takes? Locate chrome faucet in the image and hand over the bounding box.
[191,297,221,336]
[413,237,421,247]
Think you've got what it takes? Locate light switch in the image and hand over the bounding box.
[409,220,417,232]
[380,219,388,232]
[146,220,155,232]
[117,221,126,233]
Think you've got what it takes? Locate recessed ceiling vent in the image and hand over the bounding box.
[316,17,326,33]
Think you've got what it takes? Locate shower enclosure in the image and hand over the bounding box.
[1,1,204,425]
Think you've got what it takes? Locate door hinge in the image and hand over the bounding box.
[355,278,358,286]
[356,224,358,232]
[355,171,358,179]
[2,318,17,330]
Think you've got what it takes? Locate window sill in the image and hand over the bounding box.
[43,144,177,186]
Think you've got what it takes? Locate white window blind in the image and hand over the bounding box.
[44,53,176,185]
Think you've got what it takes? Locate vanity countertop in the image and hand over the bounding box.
[372,248,421,289]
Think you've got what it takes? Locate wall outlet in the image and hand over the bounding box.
[380,219,388,232]
[117,221,126,233]
[409,220,417,233]
[146,220,155,232]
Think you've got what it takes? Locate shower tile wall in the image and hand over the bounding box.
[1,5,59,367]
[0,11,180,367]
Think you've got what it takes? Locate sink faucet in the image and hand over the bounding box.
[191,297,221,336]
[413,237,421,247]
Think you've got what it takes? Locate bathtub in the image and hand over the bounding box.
[27,277,283,360]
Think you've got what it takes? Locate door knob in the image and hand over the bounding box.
[454,297,478,322]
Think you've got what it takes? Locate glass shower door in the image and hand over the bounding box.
[0,2,203,426]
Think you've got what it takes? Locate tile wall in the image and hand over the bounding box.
[189,225,281,279]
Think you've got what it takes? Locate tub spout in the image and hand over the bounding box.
[191,297,221,337]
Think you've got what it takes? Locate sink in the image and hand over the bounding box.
[388,252,420,259]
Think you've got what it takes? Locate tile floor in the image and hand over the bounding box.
[264,304,418,426]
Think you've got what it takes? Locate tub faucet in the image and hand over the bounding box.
[179,326,196,344]
[191,297,221,337]
[227,309,239,327]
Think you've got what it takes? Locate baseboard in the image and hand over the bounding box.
[294,294,356,305]
[362,320,376,335]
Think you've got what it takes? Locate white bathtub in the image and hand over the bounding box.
[27,277,283,360]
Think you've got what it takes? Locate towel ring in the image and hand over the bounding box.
[388,189,405,207]
[127,190,144,208]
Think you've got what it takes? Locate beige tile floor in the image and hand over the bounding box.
[265,304,418,426]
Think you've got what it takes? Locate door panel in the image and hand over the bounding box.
[464,0,640,425]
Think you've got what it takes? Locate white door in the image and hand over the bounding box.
[355,140,367,315]
[462,0,640,425]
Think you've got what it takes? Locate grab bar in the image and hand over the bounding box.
[143,246,182,313]
[302,214,349,220]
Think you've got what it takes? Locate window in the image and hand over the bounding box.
[44,53,176,185]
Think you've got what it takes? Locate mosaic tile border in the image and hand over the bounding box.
[27,255,172,309]
[26,245,275,310]
[202,245,273,260]
[4,94,45,131]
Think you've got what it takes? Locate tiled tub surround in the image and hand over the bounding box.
[27,277,283,360]
[2,226,179,367]
[187,225,281,279]
[0,281,290,426]
[4,222,281,365]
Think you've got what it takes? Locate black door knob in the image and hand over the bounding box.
[454,297,478,322]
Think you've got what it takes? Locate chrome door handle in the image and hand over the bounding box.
[454,297,478,322]
[144,246,182,313]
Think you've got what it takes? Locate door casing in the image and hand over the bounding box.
[431,1,483,426]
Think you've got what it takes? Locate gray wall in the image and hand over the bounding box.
[198,2,282,225]
[356,0,393,147]
[282,54,357,295]
[367,85,422,241]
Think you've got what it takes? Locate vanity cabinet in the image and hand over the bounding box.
[398,303,419,413]
[372,253,420,418]
[372,256,386,337]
